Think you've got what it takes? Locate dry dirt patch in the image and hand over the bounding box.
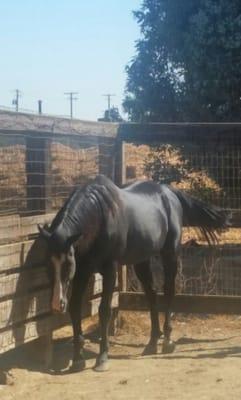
[1,312,241,400]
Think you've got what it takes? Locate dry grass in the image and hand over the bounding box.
[0,145,26,213]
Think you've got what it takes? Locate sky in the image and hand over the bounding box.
[0,1,141,121]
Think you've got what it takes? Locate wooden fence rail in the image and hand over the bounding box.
[120,292,241,315]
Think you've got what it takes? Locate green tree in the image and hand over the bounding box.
[124,0,241,121]
[98,106,123,122]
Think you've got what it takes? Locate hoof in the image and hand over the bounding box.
[162,339,176,354]
[142,344,158,356]
[94,353,110,372]
[69,358,86,373]
[94,361,110,372]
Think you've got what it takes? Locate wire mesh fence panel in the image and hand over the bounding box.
[122,127,241,298]
[50,137,99,211]
[0,134,27,215]
[126,246,241,297]
[124,140,241,210]
[0,132,116,216]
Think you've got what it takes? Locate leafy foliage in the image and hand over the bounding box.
[144,145,187,184]
[124,0,241,121]
[98,107,123,122]
[144,144,221,202]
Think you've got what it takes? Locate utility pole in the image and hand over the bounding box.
[12,89,21,112]
[64,92,78,119]
[38,100,43,115]
[102,93,115,121]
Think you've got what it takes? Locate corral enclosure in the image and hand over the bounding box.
[1,111,241,361]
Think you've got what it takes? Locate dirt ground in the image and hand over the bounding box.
[2,311,241,400]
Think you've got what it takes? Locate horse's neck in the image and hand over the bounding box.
[73,206,102,254]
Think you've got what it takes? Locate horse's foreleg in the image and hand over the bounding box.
[134,261,162,355]
[94,263,116,372]
[162,252,178,354]
[69,270,91,372]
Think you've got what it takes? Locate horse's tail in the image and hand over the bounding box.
[168,186,232,244]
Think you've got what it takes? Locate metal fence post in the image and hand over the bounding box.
[114,140,126,187]
[113,139,127,294]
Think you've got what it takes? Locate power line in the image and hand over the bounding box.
[64,92,79,119]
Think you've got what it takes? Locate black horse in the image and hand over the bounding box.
[38,175,230,372]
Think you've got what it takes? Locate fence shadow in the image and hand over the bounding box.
[8,235,51,359]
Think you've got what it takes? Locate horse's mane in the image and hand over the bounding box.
[50,175,121,236]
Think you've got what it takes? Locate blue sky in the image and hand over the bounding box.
[0,1,141,120]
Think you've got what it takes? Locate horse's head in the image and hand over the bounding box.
[38,225,77,313]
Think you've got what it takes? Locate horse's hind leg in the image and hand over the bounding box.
[162,248,178,354]
[134,261,162,355]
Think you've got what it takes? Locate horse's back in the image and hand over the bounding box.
[115,182,167,263]
[123,181,182,220]
[120,181,183,259]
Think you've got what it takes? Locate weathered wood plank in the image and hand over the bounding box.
[20,213,55,237]
[119,292,241,314]
[118,265,127,292]
[0,215,20,242]
[0,241,33,273]
[0,288,51,330]
[0,110,118,138]
[0,268,106,302]
[88,291,119,316]
[0,313,69,355]
[86,273,103,297]
[0,236,49,274]
[0,273,116,329]
[0,213,55,244]
[0,266,49,299]
[85,273,118,298]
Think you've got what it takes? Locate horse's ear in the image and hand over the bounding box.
[38,224,51,240]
